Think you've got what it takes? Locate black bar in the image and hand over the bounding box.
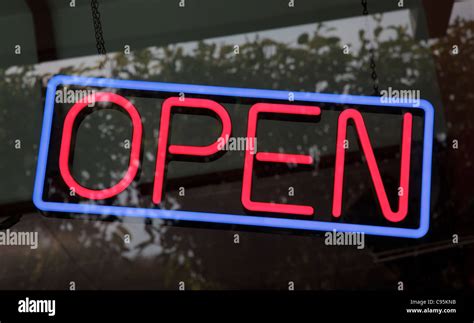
[0,291,471,322]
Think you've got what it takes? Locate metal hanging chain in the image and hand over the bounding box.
[91,0,107,55]
[361,0,380,96]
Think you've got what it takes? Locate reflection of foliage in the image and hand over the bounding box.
[0,65,37,147]
[1,16,473,289]
[109,18,438,98]
[431,19,474,216]
[0,65,41,200]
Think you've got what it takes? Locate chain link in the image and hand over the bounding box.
[91,0,107,55]
[361,0,379,95]
[361,0,368,15]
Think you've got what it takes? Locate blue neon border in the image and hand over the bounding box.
[33,75,434,239]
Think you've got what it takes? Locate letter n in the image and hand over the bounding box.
[332,109,412,222]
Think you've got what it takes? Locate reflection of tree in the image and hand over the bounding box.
[0,16,473,289]
[432,19,474,215]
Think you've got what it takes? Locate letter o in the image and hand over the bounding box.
[59,92,142,199]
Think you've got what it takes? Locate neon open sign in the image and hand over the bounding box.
[33,75,434,238]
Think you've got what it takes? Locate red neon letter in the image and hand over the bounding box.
[241,103,320,216]
[332,109,412,222]
[153,97,232,204]
[59,92,142,200]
